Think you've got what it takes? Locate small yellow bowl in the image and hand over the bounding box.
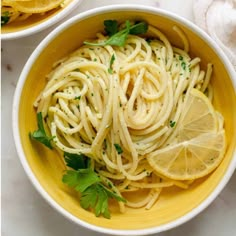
[12,5,236,235]
[1,0,83,40]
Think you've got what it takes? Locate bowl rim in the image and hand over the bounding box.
[1,0,83,40]
[12,4,236,235]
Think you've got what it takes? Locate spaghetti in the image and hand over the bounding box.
[33,22,223,211]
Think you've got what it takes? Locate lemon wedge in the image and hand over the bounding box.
[147,89,226,180]
[11,0,64,13]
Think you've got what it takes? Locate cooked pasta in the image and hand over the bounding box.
[33,22,225,212]
[1,0,69,26]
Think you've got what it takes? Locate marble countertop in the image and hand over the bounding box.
[1,0,236,235]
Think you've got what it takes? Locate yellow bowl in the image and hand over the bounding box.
[12,5,236,235]
[1,0,83,40]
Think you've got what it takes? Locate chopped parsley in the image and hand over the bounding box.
[108,54,115,74]
[181,61,186,70]
[169,120,176,128]
[179,55,183,60]
[114,143,123,154]
[74,95,81,100]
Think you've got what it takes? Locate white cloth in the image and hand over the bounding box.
[193,0,236,70]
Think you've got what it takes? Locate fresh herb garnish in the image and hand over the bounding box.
[74,95,81,100]
[80,181,125,218]
[169,120,176,128]
[29,112,53,149]
[84,20,148,47]
[62,153,126,218]
[1,11,10,26]
[181,61,186,70]
[179,55,183,60]
[63,169,100,191]
[104,20,118,36]
[129,21,148,35]
[114,143,123,154]
[108,54,115,74]
[64,152,88,170]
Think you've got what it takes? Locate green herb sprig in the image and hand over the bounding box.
[84,20,148,47]
[62,153,126,218]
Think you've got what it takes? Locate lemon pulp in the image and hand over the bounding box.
[147,89,226,180]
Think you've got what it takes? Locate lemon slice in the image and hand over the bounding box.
[148,131,226,180]
[147,88,226,180]
[176,88,218,142]
[11,0,64,13]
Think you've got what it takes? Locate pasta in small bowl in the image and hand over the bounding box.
[1,0,83,39]
[12,5,236,235]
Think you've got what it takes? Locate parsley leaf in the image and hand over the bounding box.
[74,95,81,100]
[104,185,125,202]
[108,54,115,74]
[80,182,126,218]
[30,112,53,149]
[169,120,176,128]
[80,184,111,218]
[181,61,186,70]
[84,20,148,47]
[105,21,130,47]
[129,21,148,35]
[75,169,101,192]
[62,170,80,187]
[1,11,10,26]
[114,144,123,154]
[62,169,100,191]
[62,154,126,218]
[64,152,88,170]
[104,20,118,36]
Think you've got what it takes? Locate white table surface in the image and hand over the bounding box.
[1,0,236,235]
